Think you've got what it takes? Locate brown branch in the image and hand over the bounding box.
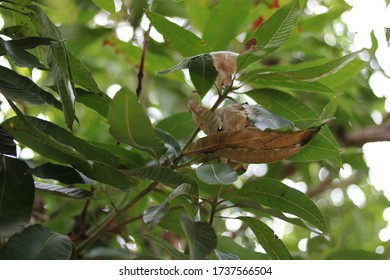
[343,122,390,147]
[307,173,363,198]
[136,24,152,97]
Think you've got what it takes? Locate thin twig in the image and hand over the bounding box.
[74,181,158,254]
[136,24,152,97]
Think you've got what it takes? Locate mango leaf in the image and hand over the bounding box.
[0,155,35,238]
[184,0,211,31]
[0,65,62,110]
[249,50,363,82]
[11,116,118,166]
[237,179,327,232]
[0,36,53,49]
[180,214,217,259]
[213,250,240,260]
[157,57,192,75]
[76,88,111,118]
[235,199,319,233]
[35,182,94,199]
[156,112,196,140]
[146,234,188,260]
[183,127,319,163]
[238,0,300,70]
[0,224,72,260]
[188,91,222,134]
[145,10,210,57]
[217,236,270,260]
[108,88,167,159]
[167,183,199,204]
[245,89,342,166]
[127,166,196,188]
[31,162,93,184]
[188,54,218,95]
[0,125,16,156]
[0,37,49,69]
[143,201,171,229]
[155,128,181,156]
[244,104,295,132]
[249,79,335,94]
[202,0,252,50]
[68,51,102,94]
[2,115,137,188]
[196,164,237,185]
[92,0,115,13]
[239,216,292,260]
[144,183,198,229]
[29,4,76,129]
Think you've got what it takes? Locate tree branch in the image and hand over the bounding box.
[136,24,152,98]
[343,121,390,147]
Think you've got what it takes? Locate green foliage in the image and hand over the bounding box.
[0,0,387,261]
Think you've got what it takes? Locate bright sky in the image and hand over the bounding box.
[342,0,390,203]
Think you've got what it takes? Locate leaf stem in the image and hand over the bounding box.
[74,181,158,255]
[136,23,152,98]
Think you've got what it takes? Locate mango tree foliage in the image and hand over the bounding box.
[0,0,389,260]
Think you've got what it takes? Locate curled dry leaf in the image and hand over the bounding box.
[184,93,323,164]
[210,51,238,87]
[183,127,318,163]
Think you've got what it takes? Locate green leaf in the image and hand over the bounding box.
[217,236,270,260]
[180,214,217,259]
[127,166,197,187]
[0,224,72,260]
[0,37,48,69]
[108,88,167,159]
[35,182,94,199]
[245,89,342,166]
[68,51,102,94]
[156,112,197,140]
[76,88,111,118]
[146,234,188,260]
[321,95,338,120]
[144,183,199,229]
[249,79,335,94]
[0,65,62,110]
[213,250,240,260]
[168,183,199,204]
[202,0,252,50]
[196,164,238,185]
[237,179,327,232]
[155,128,181,156]
[2,116,137,188]
[108,89,166,159]
[238,0,300,70]
[251,50,363,82]
[145,10,210,57]
[239,216,292,260]
[188,54,218,95]
[0,155,35,238]
[31,162,92,184]
[0,125,16,156]
[143,201,170,229]
[16,116,118,166]
[183,0,211,31]
[0,36,53,50]
[157,57,192,75]
[92,0,115,13]
[235,199,320,233]
[29,4,76,129]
